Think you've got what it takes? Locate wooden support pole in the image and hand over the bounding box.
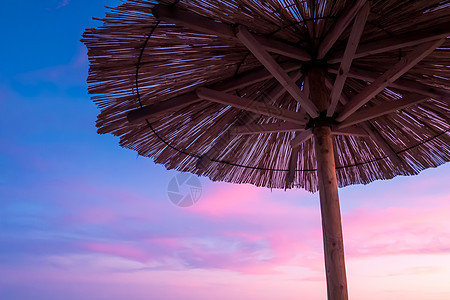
[314,126,348,300]
[309,68,348,300]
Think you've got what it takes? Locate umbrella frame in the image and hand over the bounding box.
[82,2,450,299]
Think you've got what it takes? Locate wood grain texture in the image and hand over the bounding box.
[290,129,313,148]
[314,126,348,300]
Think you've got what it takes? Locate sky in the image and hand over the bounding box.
[0,1,449,299]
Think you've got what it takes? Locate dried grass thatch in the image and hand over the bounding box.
[82,0,450,192]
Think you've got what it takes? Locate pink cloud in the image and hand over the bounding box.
[0,261,328,300]
[16,47,87,87]
[342,197,450,257]
[191,183,318,221]
[172,183,325,273]
[189,184,261,216]
[56,180,166,222]
[82,242,149,263]
[12,175,450,279]
[2,169,450,299]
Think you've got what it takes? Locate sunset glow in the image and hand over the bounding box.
[1,1,449,299]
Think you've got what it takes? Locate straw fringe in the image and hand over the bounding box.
[82,0,450,192]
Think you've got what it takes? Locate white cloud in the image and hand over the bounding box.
[57,0,70,9]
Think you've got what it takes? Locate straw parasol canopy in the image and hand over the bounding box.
[82,0,449,299]
[82,0,450,192]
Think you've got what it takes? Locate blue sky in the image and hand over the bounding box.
[1,1,449,299]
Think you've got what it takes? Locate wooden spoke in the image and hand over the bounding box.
[331,126,368,137]
[327,3,370,117]
[196,87,306,124]
[328,66,450,102]
[153,5,311,61]
[230,123,368,137]
[324,74,348,106]
[213,62,302,92]
[339,95,428,128]
[290,129,313,148]
[360,122,403,167]
[196,70,304,169]
[317,0,367,59]
[152,5,233,38]
[231,122,306,135]
[337,39,445,122]
[263,69,304,106]
[236,25,319,118]
[253,35,311,62]
[127,91,198,124]
[127,61,302,123]
[328,21,450,64]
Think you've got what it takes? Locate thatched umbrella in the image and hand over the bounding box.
[82,0,450,298]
